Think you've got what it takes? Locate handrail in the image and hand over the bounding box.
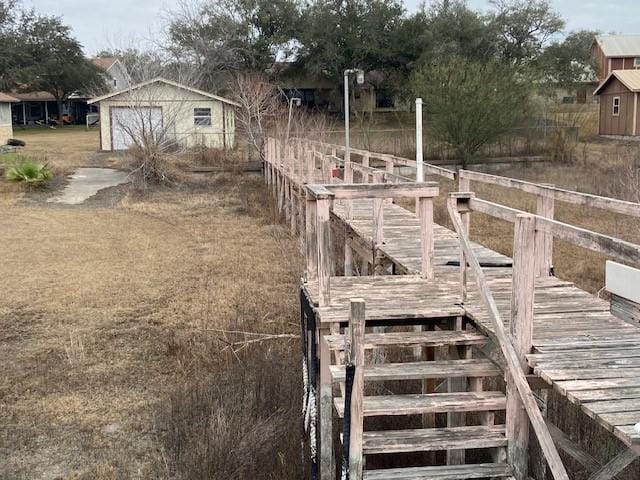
[459,169,640,218]
[302,138,456,180]
[447,195,570,480]
[467,196,640,266]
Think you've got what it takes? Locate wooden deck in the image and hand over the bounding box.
[303,197,640,450]
[265,137,640,480]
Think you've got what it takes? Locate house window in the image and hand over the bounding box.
[634,58,640,68]
[194,107,212,126]
[612,97,620,116]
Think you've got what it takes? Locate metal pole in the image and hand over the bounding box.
[344,72,350,165]
[416,98,424,182]
[286,98,293,142]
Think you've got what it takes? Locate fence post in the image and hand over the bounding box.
[535,185,555,277]
[507,213,536,480]
[306,193,318,282]
[362,154,370,183]
[317,196,333,307]
[419,196,434,280]
[307,144,315,184]
[348,298,366,480]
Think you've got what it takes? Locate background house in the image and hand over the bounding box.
[91,57,131,91]
[593,69,640,137]
[0,93,18,144]
[88,78,238,151]
[593,34,640,81]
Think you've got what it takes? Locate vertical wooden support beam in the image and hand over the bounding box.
[308,144,316,184]
[372,171,385,275]
[362,154,370,183]
[419,197,434,280]
[345,235,353,276]
[535,187,555,277]
[306,195,318,282]
[348,299,366,480]
[317,197,332,307]
[507,213,537,480]
[319,325,335,480]
[385,159,394,204]
[329,156,337,184]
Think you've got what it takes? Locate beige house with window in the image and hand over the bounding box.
[0,93,18,144]
[594,70,640,137]
[88,78,238,151]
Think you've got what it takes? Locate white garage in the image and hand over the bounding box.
[88,78,239,151]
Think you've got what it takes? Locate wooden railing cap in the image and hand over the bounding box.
[306,184,335,200]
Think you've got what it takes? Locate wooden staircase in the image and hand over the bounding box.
[326,317,513,480]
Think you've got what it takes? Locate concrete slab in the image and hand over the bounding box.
[48,168,129,205]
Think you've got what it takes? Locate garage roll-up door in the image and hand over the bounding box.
[111,107,163,151]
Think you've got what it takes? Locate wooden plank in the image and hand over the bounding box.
[334,391,507,417]
[356,425,507,455]
[535,187,554,277]
[363,463,513,480]
[324,330,488,350]
[507,214,536,480]
[330,359,501,382]
[419,196,434,280]
[316,198,331,307]
[459,169,640,218]
[606,261,640,304]
[587,448,639,480]
[319,326,335,480]
[349,299,366,480]
[322,182,439,200]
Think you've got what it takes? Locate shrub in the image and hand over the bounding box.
[6,160,53,184]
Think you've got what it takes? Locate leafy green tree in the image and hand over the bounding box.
[19,13,105,120]
[0,0,23,90]
[491,0,564,64]
[295,0,407,85]
[166,0,301,88]
[538,30,599,90]
[411,56,534,167]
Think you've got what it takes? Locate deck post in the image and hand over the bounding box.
[385,158,394,204]
[362,154,370,183]
[329,156,337,184]
[348,298,366,480]
[308,144,315,184]
[372,172,385,275]
[535,186,555,277]
[419,196,434,280]
[458,172,471,232]
[317,197,332,307]
[507,213,537,480]
[319,325,335,480]
[306,194,318,281]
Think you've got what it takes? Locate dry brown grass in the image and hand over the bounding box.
[0,129,304,479]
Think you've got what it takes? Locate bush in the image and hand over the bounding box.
[5,160,53,184]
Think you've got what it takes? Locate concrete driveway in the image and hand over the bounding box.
[48,168,129,205]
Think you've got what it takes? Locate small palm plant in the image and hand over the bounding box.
[5,160,53,184]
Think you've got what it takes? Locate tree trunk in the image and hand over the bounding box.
[56,98,64,123]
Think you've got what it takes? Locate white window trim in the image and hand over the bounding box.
[634,57,640,68]
[194,107,212,126]
[613,96,621,116]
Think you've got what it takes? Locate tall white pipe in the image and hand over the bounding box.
[344,72,350,164]
[416,98,423,182]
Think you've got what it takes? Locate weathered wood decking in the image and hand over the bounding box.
[265,137,639,480]
[307,197,640,449]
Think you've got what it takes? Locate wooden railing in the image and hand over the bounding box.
[448,193,570,480]
[448,191,640,479]
[458,169,640,277]
[306,182,440,307]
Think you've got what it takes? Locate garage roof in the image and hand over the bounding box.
[594,70,640,95]
[596,35,640,58]
[88,77,240,107]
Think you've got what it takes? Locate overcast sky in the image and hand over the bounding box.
[24,0,640,56]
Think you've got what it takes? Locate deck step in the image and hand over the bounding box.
[334,392,506,417]
[325,330,487,351]
[331,359,501,383]
[342,425,507,454]
[363,463,513,480]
